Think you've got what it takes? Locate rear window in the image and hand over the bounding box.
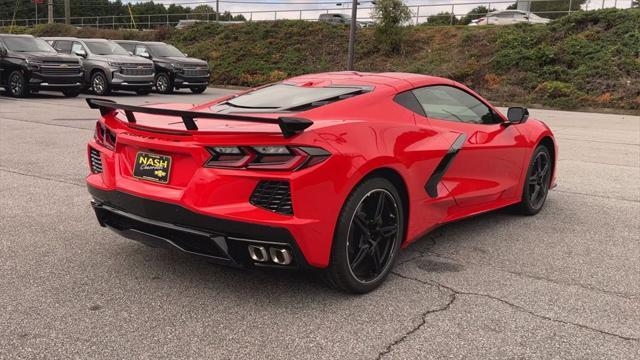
[223,84,365,110]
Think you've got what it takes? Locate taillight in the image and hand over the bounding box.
[94,121,116,150]
[205,146,330,171]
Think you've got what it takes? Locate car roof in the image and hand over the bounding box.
[143,41,168,45]
[40,36,78,40]
[286,71,450,92]
[0,34,35,38]
[114,40,141,44]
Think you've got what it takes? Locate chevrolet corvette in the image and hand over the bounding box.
[86,72,557,293]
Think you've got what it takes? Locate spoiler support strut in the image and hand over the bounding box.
[86,98,313,138]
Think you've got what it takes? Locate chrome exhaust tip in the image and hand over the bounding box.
[247,245,268,262]
[269,247,292,265]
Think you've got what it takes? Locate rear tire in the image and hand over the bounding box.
[515,145,552,215]
[62,89,80,97]
[91,71,110,96]
[324,177,404,293]
[190,86,207,94]
[155,73,173,94]
[7,70,28,98]
[136,87,152,95]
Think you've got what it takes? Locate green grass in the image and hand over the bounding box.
[5,8,639,111]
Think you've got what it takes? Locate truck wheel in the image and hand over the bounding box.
[62,89,80,97]
[155,73,173,94]
[91,72,110,96]
[136,88,152,95]
[190,86,207,94]
[7,70,28,98]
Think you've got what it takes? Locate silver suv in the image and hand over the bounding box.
[43,37,154,95]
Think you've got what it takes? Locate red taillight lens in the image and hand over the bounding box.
[205,146,329,171]
[94,121,116,150]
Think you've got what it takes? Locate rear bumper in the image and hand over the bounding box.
[89,186,310,269]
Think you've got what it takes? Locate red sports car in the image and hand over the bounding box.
[86,72,557,293]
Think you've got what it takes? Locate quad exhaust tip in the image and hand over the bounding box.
[247,245,292,266]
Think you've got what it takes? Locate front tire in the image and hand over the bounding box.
[7,70,28,98]
[155,73,173,94]
[516,145,552,215]
[325,177,404,293]
[91,71,110,96]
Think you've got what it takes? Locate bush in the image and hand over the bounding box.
[371,0,412,54]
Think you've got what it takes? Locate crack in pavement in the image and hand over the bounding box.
[0,167,84,188]
[377,271,639,359]
[375,286,456,360]
[553,189,639,203]
[0,116,94,131]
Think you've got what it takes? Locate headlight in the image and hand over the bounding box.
[171,63,184,72]
[108,61,124,67]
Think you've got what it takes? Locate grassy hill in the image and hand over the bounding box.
[6,8,640,111]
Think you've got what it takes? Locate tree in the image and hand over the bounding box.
[371,0,412,54]
[459,6,495,25]
[508,0,588,19]
[425,12,458,26]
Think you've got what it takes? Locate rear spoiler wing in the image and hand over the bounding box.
[86,98,313,138]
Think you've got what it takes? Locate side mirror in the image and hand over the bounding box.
[74,49,87,58]
[183,53,188,57]
[507,107,529,124]
[0,46,7,56]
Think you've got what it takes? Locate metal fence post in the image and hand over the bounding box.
[96,16,98,28]
[416,6,420,25]
[300,10,302,20]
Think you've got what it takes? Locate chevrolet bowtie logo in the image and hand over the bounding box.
[60,64,68,68]
[154,170,166,177]
[137,65,143,69]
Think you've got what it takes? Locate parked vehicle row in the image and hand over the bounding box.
[0,34,211,98]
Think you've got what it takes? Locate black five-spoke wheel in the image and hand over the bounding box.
[517,145,552,215]
[325,177,404,293]
[348,189,399,283]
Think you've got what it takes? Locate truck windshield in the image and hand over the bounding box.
[147,44,185,57]
[3,37,56,53]
[84,41,129,55]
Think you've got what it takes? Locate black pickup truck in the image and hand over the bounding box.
[0,34,84,97]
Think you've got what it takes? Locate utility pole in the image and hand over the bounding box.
[216,0,219,22]
[346,0,358,70]
[47,0,53,24]
[64,0,70,24]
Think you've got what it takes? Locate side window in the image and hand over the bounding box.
[71,42,84,54]
[53,40,72,53]
[412,85,499,125]
[134,45,149,57]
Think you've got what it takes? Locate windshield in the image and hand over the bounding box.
[147,43,185,57]
[3,37,56,53]
[223,84,364,109]
[84,40,129,55]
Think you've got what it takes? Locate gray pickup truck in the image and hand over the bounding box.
[43,37,154,95]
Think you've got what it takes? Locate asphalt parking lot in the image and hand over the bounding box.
[1,89,639,359]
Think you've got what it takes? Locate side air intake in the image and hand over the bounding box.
[250,181,293,215]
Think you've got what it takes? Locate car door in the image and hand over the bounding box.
[0,40,7,81]
[411,85,528,208]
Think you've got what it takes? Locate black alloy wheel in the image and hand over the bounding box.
[325,177,404,293]
[91,72,110,95]
[347,189,400,283]
[517,145,552,215]
[155,73,173,94]
[8,70,28,98]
